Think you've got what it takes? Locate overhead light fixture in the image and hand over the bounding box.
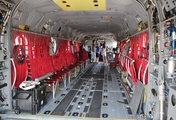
[101,16,112,19]
[136,15,141,22]
[13,10,23,20]
[99,19,111,22]
[108,8,117,11]
[53,22,56,25]
[124,18,127,22]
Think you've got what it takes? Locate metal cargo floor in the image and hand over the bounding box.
[7,63,137,120]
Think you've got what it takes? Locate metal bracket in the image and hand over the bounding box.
[162,0,176,11]
[0,72,4,80]
[122,42,130,57]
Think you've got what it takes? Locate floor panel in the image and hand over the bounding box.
[52,90,78,115]
[81,74,104,79]
[86,91,102,117]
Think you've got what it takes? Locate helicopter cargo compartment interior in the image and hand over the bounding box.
[0,0,176,120]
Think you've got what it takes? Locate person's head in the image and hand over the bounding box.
[103,43,106,48]
[100,43,103,46]
[94,40,97,44]
[93,40,96,44]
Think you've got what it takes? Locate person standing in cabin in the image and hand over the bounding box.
[79,43,83,60]
[99,43,103,61]
[96,42,101,63]
[91,40,96,62]
[102,42,107,65]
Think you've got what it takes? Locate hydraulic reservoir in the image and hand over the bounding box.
[166,56,176,78]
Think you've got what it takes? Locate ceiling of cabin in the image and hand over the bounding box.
[7,0,148,41]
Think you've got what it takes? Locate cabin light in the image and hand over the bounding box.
[124,18,127,22]
[53,9,59,12]
[99,19,111,22]
[48,19,52,23]
[13,10,23,20]
[108,8,117,11]
[101,16,112,19]
[136,15,141,22]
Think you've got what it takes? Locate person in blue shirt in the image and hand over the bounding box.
[96,42,101,63]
